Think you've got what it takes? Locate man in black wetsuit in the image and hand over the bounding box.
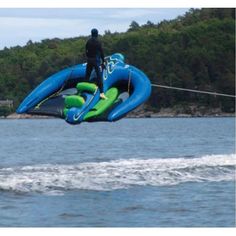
[85,28,107,99]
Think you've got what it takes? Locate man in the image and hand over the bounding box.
[85,28,107,99]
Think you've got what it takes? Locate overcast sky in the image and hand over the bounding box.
[0,8,189,49]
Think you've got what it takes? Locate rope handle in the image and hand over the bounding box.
[35,68,74,109]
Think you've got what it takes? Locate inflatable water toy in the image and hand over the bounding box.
[17,53,151,124]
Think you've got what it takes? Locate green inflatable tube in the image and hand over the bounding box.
[84,87,119,121]
[65,95,85,108]
[76,82,97,93]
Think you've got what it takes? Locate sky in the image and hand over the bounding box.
[0,8,189,49]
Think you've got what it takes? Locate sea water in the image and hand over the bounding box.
[0,118,235,227]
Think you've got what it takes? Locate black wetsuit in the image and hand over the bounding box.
[85,37,105,92]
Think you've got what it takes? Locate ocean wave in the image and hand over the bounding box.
[0,154,235,194]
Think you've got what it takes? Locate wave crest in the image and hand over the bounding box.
[0,154,235,194]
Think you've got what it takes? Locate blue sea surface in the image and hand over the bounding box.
[0,118,235,227]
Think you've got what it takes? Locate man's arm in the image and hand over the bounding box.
[99,42,105,63]
[85,41,89,57]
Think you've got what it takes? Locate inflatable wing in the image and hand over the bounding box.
[17,53,151,124]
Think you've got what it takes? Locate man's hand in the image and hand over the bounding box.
[101,62,106,70]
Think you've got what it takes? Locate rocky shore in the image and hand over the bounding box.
[126,107,235,118]
[2,113,52,119]
[2,109,235,120]
[1,102,235,119]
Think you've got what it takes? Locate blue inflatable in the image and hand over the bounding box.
[17,53,151,124]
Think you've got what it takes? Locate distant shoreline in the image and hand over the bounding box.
[1,111,235,120]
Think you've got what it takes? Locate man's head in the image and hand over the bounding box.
[91,28,98,38]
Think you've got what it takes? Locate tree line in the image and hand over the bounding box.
[0,8,235,116]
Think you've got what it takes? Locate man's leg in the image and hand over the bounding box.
[94,65,107,99]
[94,64,103,93]
[85,62,93,81]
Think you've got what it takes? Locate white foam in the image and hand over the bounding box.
[0,154,235,194]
